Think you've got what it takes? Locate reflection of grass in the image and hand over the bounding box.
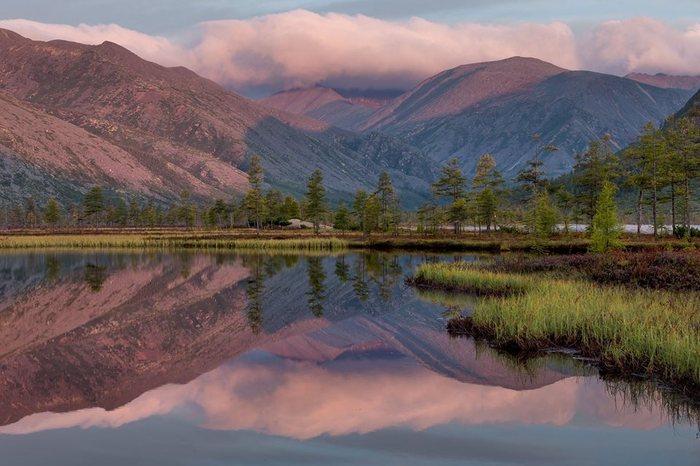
[410,262,700,395]
[414,288,480,309]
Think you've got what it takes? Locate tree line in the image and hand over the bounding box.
[3,116,699,243]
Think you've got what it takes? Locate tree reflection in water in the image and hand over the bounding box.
[306,256,327,318]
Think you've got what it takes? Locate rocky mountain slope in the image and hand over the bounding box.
[0,29,431,205]
[261,57,693,178]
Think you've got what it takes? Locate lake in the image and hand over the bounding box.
[0,251,697,465]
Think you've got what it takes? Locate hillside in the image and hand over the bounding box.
[0,29,431,205]
[363,60,693,178]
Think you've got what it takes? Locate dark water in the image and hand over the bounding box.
[0,251,697,466]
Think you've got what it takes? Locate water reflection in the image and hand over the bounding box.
[0,251,696,464]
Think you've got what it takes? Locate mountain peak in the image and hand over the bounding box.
[260,86,347,115]
[0,28,26,45]
[365,56,567,129]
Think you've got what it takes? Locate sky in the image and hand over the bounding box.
[2,1,700,96]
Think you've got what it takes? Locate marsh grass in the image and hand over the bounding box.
[411,262,700,393]
[409,261,535,296]
[0,234,348,251]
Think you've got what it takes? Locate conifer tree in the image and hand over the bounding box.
[590,181,622,253]
[44,198,61,226]
[305,169,327,233]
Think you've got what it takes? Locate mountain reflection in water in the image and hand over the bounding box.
[0,252,697,466]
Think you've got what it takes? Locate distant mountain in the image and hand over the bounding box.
[363,58,693,177]
[260,86,377,132]
[0,29,431,205]
[626,73,700,91]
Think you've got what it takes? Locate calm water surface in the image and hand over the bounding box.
[0,251,697,465]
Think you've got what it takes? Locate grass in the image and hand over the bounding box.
[408,261,535,296]
[410,262,700,394]
[0,234,348,251]
[0,228,697,253]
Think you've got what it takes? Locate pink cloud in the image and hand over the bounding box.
[0,356,668,439]
[1,13,699,93]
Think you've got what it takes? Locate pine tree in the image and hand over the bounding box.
[352,190,369,231]
[590,181,622,253]
[573,135,620,224]
[245,154,266,231]
[471,154,505,231]
[333,203,350,234]
[432,158,466,234]
[305,169,327,233]
[44,198,61,226]
[281,196,300,220]
[83,186,105,225]
[375,172,399,232]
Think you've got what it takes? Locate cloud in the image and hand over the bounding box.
[583,17,700,76]
[1,12,700,95]
[0,355,667,438]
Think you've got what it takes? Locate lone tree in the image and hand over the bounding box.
[590,181,622,253]
[432,158,466,234]
[245,154,266,231]
[44,198,61,226]
[305,169,327,233]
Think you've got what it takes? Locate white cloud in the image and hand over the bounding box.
[2,12,700,94]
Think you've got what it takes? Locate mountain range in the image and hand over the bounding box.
[0,29,431,206]
[0,28,697,206]
[264,57,694,178]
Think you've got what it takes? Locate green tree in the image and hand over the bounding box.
[352,190,369,231]
[245,154,266,231]
[113,198,128,226]
[363,195,381,235]
[83,186,105,225]
[471,154,505,231]
[178,191,196,227]
[590,181,622,253]
[573,135,620,224]
[516,134,559,201]
[305,169,327,233]
[333,202,351,234]
[665,117,700,239]
[432,158,466,234]
[529,191,558,238]
[281,195,300,221]
[375,172,400,233]
[44,198,61,226]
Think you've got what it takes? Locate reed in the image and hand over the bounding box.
[0,235,348,251]
[410,262,700,392]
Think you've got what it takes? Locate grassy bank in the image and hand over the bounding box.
[0,229,698,253]
[486,251,700,291]
[0,234,348,251]
[410,262,700,395]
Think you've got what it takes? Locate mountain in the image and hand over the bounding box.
[626,72,700,91]
[0,29,431,205]
[362,58,693,177]
[260,86,377,132]
[677,88,700,120]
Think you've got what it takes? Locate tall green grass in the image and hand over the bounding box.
[410,262,700,391]
[410,261,534,295]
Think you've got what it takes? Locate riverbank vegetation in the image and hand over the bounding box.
[409,261,700,395]
[3,117,699,250]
